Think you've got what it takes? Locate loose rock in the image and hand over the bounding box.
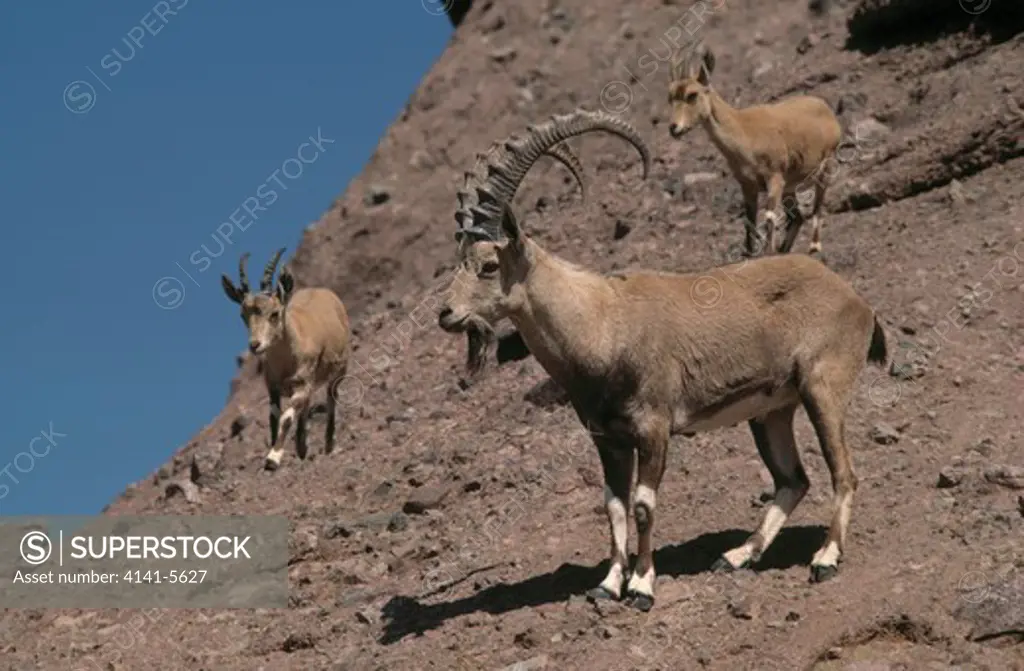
[387,512,409,533]
[728,596,757,620]
[953,572,1024,643]
[281,631,316,652]
[498,656,549,671]
[937,465,966,489]
[869,422,901,445]
[403,485,452,514]
[683,171,720,187]
[984,465,1024,490]
[490,46,517,64]
[364,185,390,206]
[229,414,249,438]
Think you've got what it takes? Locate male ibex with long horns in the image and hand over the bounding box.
[221,248,352,470]
[668,41,842,258]
[438,108,888,611]
[439,125,650,380]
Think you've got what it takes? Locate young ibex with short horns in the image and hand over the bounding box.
[438,118,650,378]
[668,41,842,258]
[222,248,352,470]
[438,108,888,612]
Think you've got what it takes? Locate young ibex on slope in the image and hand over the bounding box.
[221,248,352,470]
[438,108,888,612]
[438,121,651,377]
[668,41,842,258]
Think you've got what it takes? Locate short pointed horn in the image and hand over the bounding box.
[261,247,286,293]
[238,252,251,294]
[669,45,687,81]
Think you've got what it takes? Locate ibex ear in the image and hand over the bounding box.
[697,45,715,85]
[221,275,244,304]
[500,207,524,249]
[276,268,295,304]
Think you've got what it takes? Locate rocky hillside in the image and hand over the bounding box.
[4,0,1023,669]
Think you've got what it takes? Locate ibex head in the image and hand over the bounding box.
[221,247,294,356]
[667,41,717,139]
[436,139,594,379]
[437,108,651,375]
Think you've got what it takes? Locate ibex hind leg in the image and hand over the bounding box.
[295,413,308,460]
[778,189,806,254]
[761,174,786,256]
[800,362,858,583]
[714,405,809,572]
[808,180,828,257]
[325,364,347,455]
[624,420,669,612]
[740,182,762,258]
[324,386,338,455]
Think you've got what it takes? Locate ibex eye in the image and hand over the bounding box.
[685,92,698,103]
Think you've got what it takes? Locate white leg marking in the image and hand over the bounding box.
[809,216,822,253]
[812,541,840,567]
[756,486,805,550]
[724,486,804,569]
[627,565,655,596]
[723,544,756,568]
[764,210,779,253]
[635,484,656,514]
[265,447,285,465]
[813,490,853,567]
[599,563,625,596]
[601,490,629,597]
[836,491,853,550]
[278,406,296,431]
[605,489,628,554]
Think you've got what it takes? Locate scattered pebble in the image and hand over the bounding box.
[870,422,902,445]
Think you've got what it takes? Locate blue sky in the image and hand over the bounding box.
[0,2,453,516]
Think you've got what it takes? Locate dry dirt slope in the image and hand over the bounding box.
[3,0,1024,669]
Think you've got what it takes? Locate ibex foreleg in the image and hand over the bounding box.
[587,437,634,603]
[265,374,313,470]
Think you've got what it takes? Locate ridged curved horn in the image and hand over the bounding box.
[261,247,286,293]
[238,252,251,294]
[481,108,650,234]
[543,143,587,204]
[453,136,592,241]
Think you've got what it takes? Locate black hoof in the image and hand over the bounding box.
[585,586,619,602]
[810,564,838,583]
[624,590,655,612]
[263,459,279,472]
[711,557,745,573]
